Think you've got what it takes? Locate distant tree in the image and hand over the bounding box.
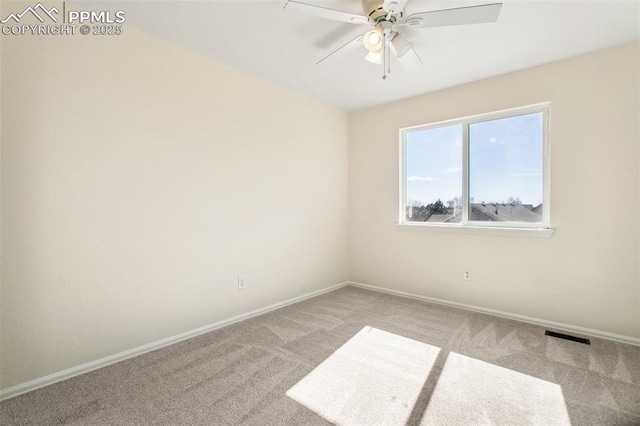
[406,199,449,221]
[406,199,427,221]
[506,196,522,205]
[447,196,463,209]
[426,199,448,215]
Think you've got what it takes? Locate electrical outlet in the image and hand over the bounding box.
[463,271,472,281]
[237,276,246,290]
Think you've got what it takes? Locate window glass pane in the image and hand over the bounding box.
[405,124,462,223]
[468,112,543,223]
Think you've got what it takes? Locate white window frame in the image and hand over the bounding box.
[398,102,552,236]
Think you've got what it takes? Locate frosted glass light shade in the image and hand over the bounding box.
[365,49,383,64]
[363,28,383,52]
[391,33,412,58]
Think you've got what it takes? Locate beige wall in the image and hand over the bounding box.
[349,42,640,339]
[0,26,349,388]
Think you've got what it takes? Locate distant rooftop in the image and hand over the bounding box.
[407,203,542,223]
[470,203,541,223]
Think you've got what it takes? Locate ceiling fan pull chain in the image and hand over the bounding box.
[387,35,391,76]
[382,32,388,80]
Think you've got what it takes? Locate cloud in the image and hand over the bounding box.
[489,137,506,144]
[407,176,439,181]
[441,167,462,174]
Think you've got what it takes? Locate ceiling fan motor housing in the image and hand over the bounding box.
[362,0,403,23]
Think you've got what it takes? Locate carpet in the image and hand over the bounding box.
[286,326,440,426]
[2,286,639,425]
[422,352,572,425]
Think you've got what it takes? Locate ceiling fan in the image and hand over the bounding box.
[284,0,502,79]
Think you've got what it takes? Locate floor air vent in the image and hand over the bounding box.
[545,330,590,345]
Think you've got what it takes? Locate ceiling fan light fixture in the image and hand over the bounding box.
[365,49,383,64]
[390,33,412,58]
[363,28,383,52]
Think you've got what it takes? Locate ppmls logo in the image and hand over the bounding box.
[1,2,126,36]
[1,2,59,24]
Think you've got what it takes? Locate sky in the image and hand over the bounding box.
[405,112,543,207]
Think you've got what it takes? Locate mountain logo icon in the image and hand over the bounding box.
[1,2,59,24]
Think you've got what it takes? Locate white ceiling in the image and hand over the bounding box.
[83,0,639,111]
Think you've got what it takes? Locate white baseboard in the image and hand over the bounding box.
[347,281,640,346]
[0,281,350,402]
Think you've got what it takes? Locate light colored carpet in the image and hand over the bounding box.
[422,352,571,425]
[287,326,440,425]
[1,286,639,425]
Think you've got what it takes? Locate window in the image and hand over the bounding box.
[400,103,549,231]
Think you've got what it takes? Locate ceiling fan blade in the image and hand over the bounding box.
[399,3,502,29]
[316,34,365,65]
[395,46,423,70]
[284,1,369,25]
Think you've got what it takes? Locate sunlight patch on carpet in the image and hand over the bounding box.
[422,352,571,425]
[287,326,440,426]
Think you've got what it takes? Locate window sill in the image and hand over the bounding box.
[395,222,555,238]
